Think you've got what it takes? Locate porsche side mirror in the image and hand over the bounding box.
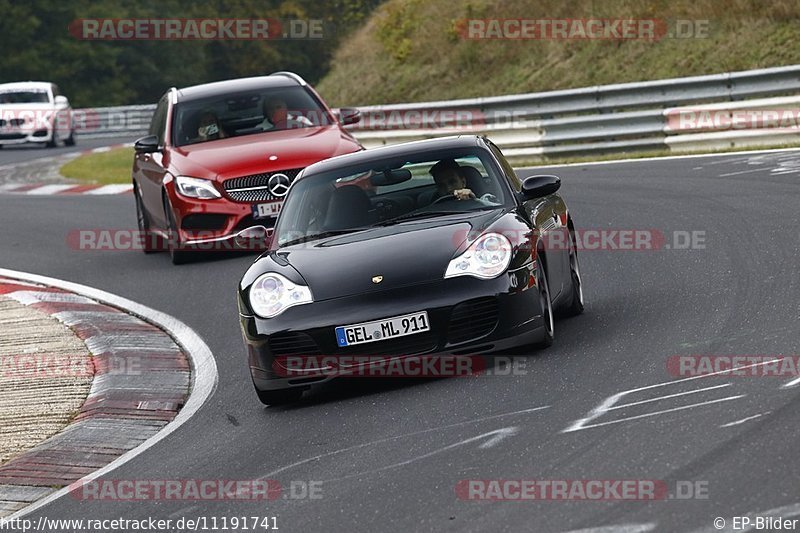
[234,226,271,250]
[521,175,561,198]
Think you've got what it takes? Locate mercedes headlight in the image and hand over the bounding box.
[249,272,313,318]
[444,232,512,280]
[175,176,221,199]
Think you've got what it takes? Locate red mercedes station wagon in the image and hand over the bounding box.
[132,72,363,264]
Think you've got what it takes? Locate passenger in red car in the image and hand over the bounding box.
[260,98,313,131]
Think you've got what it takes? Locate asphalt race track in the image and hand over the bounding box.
[1,148,799,532]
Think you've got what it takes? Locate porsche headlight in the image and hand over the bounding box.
[249,272,313,318]
[445,232,512,280]
[175,176,221,199]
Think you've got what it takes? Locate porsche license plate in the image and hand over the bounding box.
[335,311,430,347]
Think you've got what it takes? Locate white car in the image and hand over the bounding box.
[0,81,75,148]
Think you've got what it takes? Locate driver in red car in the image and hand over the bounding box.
[196,110,226,141]
[430,158,475,201]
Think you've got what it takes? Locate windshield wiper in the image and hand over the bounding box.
[278,228,369,247]
[374,210,472,226]
[376,207,500,226]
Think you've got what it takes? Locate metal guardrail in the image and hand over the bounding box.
[75,65,800,161]
[74,104,154,138]
[663,94,800,152]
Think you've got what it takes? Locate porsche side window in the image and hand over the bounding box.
[487,141,522,191]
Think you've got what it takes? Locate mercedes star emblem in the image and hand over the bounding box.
[267,173,291,197]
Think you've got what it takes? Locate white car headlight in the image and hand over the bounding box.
[445,232,513,280]
[249,272,313,318]
[175,176,221,199]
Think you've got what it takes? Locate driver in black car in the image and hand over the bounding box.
[429,158,476,201]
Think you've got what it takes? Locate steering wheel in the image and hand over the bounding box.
[431,194,456,205]
[374,198,400,218]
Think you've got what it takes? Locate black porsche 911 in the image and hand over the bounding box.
[238,135,584,405]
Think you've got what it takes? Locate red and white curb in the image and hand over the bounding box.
[0,269,217,520]
[0,183,132,195]
[0,142,134,196]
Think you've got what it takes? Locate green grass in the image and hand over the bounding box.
[59,147,134,185]
[317,0,800,106]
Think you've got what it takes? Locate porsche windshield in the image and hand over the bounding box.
[274,149,511,247]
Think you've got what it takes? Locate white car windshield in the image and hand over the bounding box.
[0,91,50,104]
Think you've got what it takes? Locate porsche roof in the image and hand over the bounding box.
[301,135,488,176]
